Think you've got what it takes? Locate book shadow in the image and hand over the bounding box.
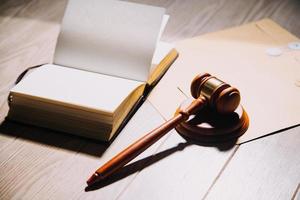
[85,138,236,191]
[0,120,109,157]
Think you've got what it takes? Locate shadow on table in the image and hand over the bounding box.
[0,120,108,157]
[85,138,236,191]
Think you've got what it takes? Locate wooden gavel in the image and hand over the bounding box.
[87,73,242,186]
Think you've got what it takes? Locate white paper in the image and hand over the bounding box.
[54,0,165,82]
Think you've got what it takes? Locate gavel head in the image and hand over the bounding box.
[191,73,240,114]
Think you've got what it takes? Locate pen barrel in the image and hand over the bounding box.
[89,97,207,184]
[95,114,185,179]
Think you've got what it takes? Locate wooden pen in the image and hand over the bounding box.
[86,110,195,186]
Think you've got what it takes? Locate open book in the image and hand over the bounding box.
[7,0,178,141]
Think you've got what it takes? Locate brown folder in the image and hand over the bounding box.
[148,19,300,143]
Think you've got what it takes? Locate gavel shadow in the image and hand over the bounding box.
[86,106,245,191]
[85,137,237,191]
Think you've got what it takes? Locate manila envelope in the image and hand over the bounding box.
[148,19,300,143]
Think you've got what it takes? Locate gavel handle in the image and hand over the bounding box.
[87,97,207,185]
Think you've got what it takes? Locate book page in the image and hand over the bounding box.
[150,41,174,73]
[11,64,143,114]
[150,15,173,73]
[54,0,165,82]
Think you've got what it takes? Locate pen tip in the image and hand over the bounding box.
[86,173,99,186]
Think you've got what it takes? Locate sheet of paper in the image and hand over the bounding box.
[54,0,165,82]
[148,19,300,143]
[11,64,143,113]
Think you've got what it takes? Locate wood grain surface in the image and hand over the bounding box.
[0,0,299,199]
[125,0,300,42]
[117,131,237,200]
[205,127,300,200]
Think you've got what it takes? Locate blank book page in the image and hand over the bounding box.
[11,64,143,114]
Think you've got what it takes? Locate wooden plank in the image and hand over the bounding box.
[118,130,237,200]
[0,101,169,199]
[204,127,300,200]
